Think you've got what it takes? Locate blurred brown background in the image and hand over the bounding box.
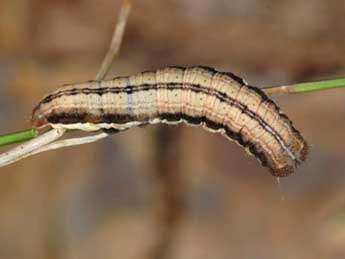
[0,0,345,258]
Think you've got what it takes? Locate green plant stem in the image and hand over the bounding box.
[0,128,37,146]
[264,78,345,96]
[0,77,344,147]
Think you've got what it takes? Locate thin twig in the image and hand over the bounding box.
[20,0,133,158]
[96,0,131,81]
[0,0,132,167]
[0,129,65,167]
[28,132,109,156]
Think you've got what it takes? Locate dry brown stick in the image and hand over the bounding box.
[149,126,185,259]
[96,0,131,80]
[0,0,132,167]
[40,2,132,258]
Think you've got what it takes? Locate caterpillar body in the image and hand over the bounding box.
[32,66,308,176]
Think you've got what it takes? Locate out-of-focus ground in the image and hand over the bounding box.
[0,0,345,258]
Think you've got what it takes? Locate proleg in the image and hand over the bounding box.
[31,66,308,176]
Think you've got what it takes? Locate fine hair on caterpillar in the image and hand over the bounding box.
[31,66,308,176]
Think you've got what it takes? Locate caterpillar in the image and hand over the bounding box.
[31,66,308,176]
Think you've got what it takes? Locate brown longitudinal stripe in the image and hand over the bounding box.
[31,66,308,176]
[43,83,289,152]
[44,83,298,163]
[48,110,271,167]
[39,66,246,104]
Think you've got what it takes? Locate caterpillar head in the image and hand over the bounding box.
[31,104,48,129]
